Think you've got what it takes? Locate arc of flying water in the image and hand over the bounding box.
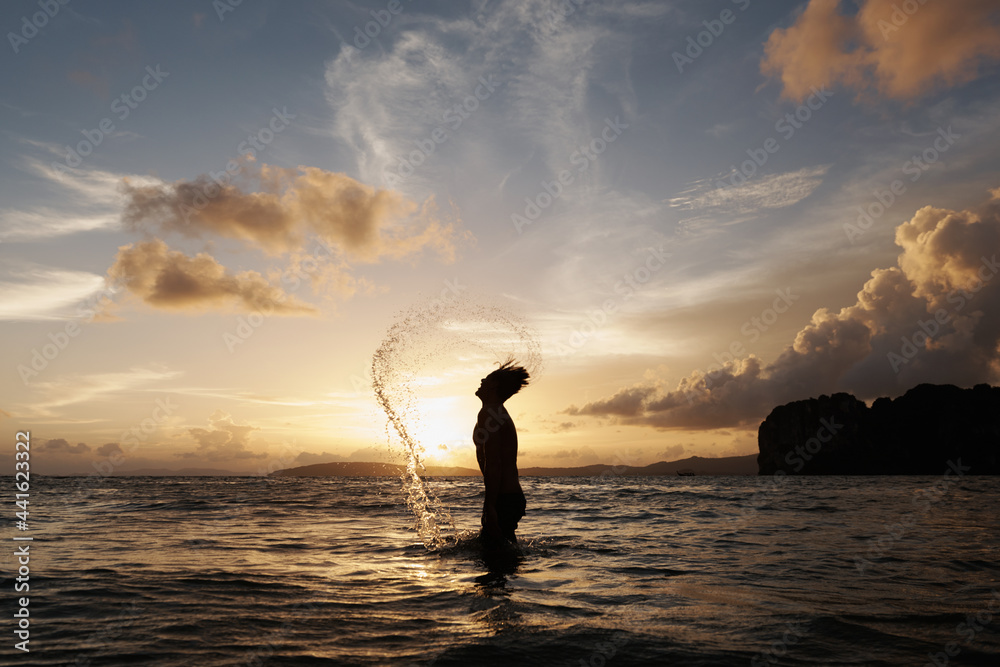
[371,294,541,549]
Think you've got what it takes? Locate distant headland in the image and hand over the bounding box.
[757,383,1000,475]
[268,454,758,477]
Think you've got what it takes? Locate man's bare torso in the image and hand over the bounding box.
[475,405,521,495]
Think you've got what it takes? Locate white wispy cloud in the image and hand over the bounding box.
[324,0,641,193]
[0,209,119,241]
[0,264,106,321]
[25,366,182,416]
[0,147,158,242]
[669,165,831,217]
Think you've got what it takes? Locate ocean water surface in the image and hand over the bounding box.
[3,474,1000,666]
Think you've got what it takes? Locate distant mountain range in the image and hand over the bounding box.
[115,467,240,476]
[268,454,758,477]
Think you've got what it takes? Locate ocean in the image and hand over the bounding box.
[3,474,1000,666]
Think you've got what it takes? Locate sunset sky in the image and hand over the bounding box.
[2,0,1000,475]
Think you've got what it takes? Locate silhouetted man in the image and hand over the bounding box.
[473,359,530,549]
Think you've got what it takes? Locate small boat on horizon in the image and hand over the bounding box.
[676,468,695,476]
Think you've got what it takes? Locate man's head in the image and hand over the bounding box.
[475,358,530,403]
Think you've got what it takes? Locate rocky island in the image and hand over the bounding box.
[757,384,1000,474]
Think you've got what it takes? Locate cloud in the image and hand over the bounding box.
[549,446,598,463]
[324,0,646,190]
[39,438,91,454]
[566,187,1000,429]
[0,209,120,242]
[566,385,655,418]
[112,163,468,314]
[0,409,10,421]
[26,367,181,416]
[0,157,155,242]
[761,0,1000,101]
[120,163,466,262]
[106,239,317,315]
[657,444,686,461]
[670,165,830,217]
[549,421,576,432]
[0,264,105,321]
[97,442,123,457]
[183,410,264,461]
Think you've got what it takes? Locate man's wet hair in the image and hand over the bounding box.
[485,358,530,402]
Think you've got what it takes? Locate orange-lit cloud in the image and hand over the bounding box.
[896,188,1000,304]
[97,442,123,457]
[113,163,468,314]
[39,438,91,455]
[182,410,264,461]
[761,0,1000,101]
[567,187,1000,428]
[121,163,467,262]
[107,239,317,315]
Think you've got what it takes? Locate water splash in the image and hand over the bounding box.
[372,293,542,549]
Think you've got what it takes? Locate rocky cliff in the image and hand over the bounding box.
[757,384,1000,474]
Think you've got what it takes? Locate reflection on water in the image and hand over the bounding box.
[4,475,999,666]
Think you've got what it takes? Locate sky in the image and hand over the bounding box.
[2,0,1000,475]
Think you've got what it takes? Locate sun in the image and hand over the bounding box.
[409,396,476,465]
